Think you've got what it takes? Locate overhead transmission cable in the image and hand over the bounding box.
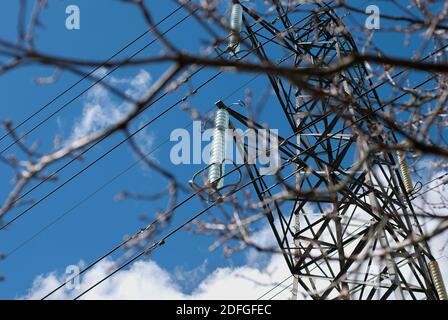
[256,275,292,300]
[14,4,312,268]
[5,1,346,230]
[0,9,200,229]
[1,4,307,230]
[5,0,426,229]
[0,3,190,155]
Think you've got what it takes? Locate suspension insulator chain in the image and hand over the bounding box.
[428,260,448,300]
[229,2,243,56]
[208,108,229,189]
[396,150,414,194]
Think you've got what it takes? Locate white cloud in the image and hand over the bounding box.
[22,253,290,300]
[111,69,152,99]
[66,69,152,144]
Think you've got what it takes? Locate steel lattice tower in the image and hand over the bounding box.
[221,1,446,300]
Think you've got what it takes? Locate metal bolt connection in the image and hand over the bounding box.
[396,150,414,194]
[229,3,243,56]
[428,260,448,300]
[208,106,229,189]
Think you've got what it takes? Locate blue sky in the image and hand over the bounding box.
[0,0,444,299]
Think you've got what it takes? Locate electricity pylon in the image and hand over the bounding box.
[222,1,446,300]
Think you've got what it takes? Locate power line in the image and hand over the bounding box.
[0,0,308,155]
[0,0,191,154]
[0,10,199,222]
[0,4,193,155]
[1,6,306,231]
[268,281,293,300]
[5,136,171,258]
[256,275,292,300]
[9,18,307,290]
[11,65,284,298]
[72,144,375,300]
[2,0,321,156]
[417,172,448,192]
[41,140,256,299]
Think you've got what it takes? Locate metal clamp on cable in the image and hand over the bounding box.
[145,239,166,256]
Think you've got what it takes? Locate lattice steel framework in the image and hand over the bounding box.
[224,1,443,300]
